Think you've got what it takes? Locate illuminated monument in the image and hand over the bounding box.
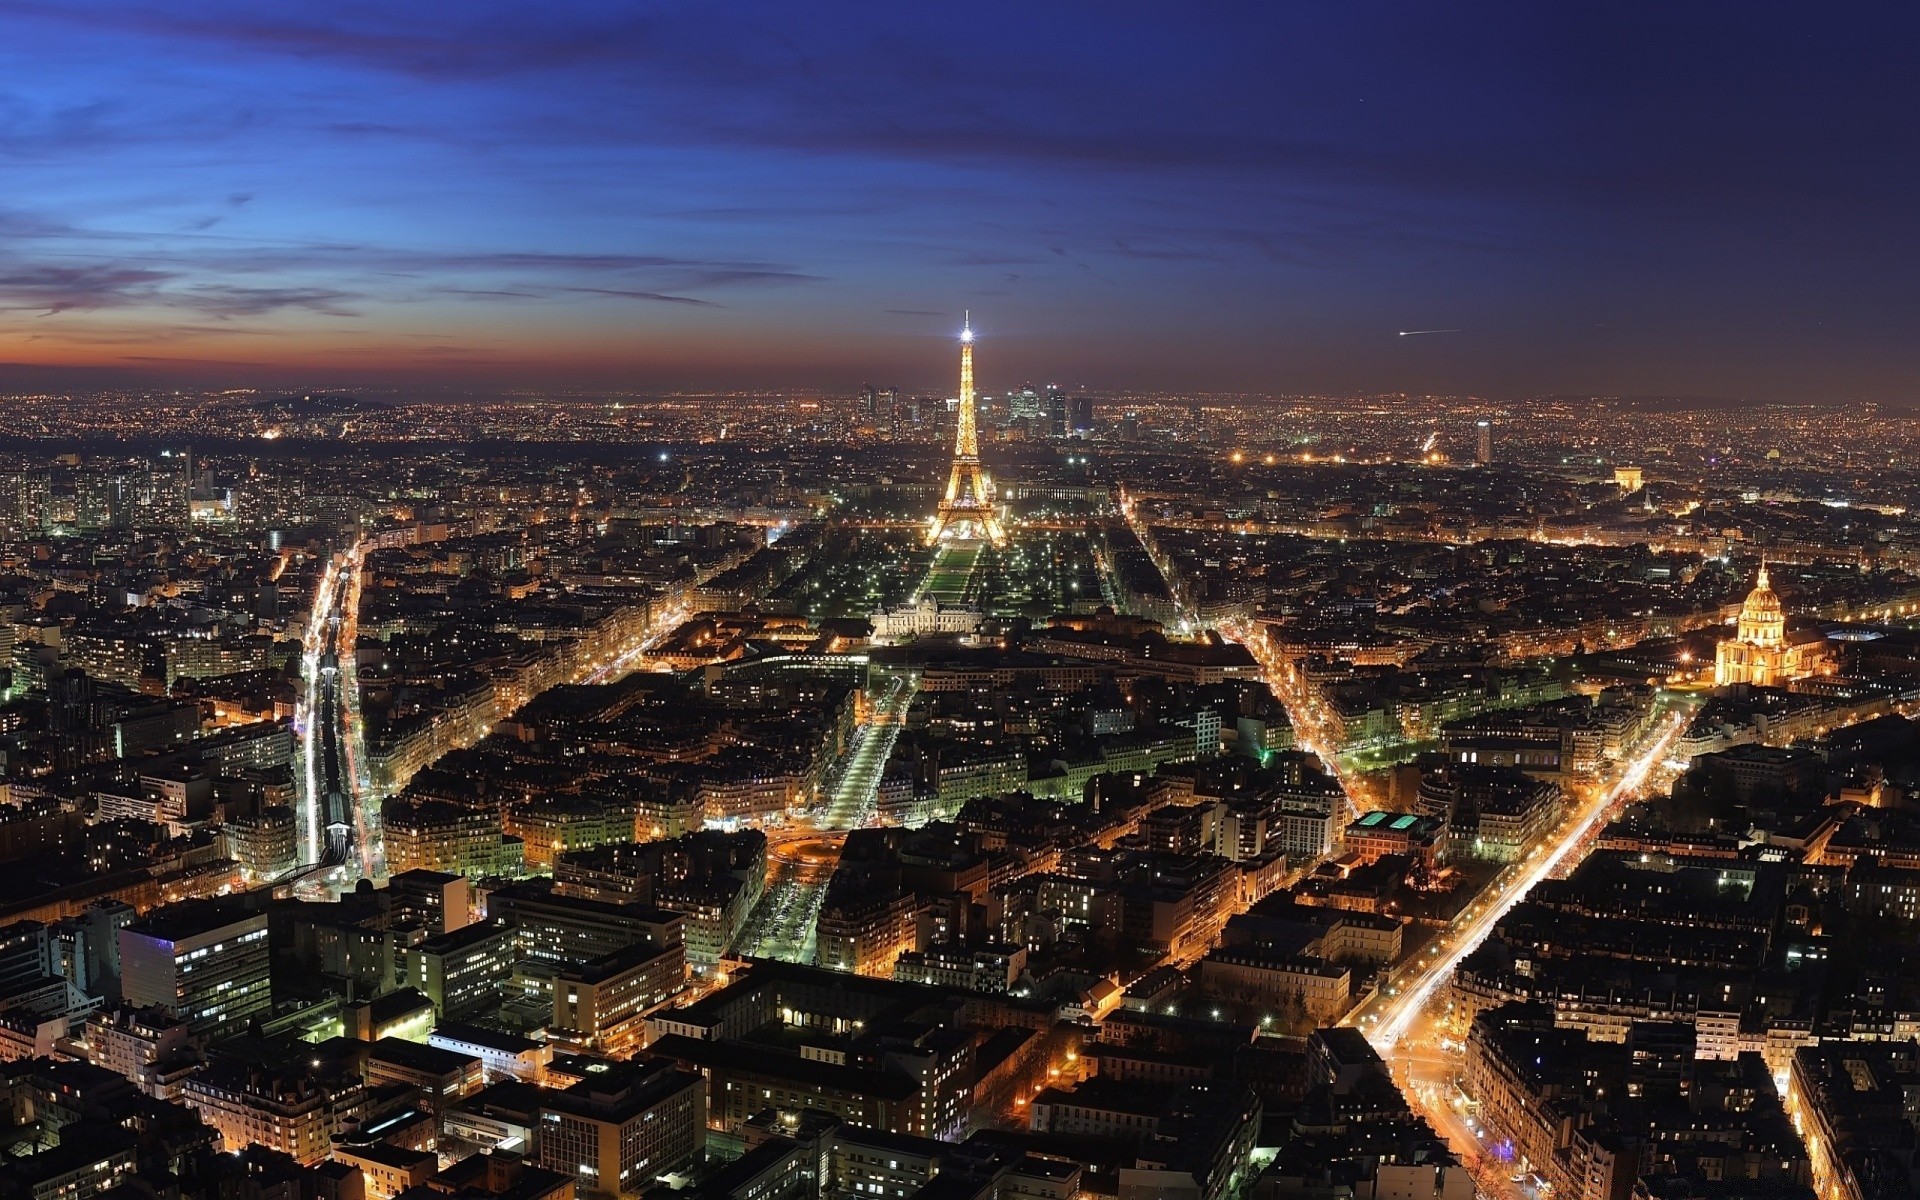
[926,314,1005,545]
[1714,563,1829,686]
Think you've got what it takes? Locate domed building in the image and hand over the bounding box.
[1714,564,1830,686]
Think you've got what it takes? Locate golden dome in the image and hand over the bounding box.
[1742,563,1782,617]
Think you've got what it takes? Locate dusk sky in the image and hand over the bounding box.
[3,2,1918,400]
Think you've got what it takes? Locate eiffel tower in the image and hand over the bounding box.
[926,313,1005,545]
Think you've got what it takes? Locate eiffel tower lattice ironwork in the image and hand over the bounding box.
[926,312,1005,545]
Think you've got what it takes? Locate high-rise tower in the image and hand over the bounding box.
[927,314,1005,544]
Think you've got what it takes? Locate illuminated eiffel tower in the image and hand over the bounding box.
[926,313,1005,545]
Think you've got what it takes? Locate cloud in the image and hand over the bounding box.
[0,209,75,239]
[152,244,820,289]
[0,235,821,327]
[14,322,279,346]
[942,253,1042,268]
[0,264,172,313]
[53,5,661,82]
[0,254,363,319]
[6,3,1918,400]
[178,285,360,317]
[117,354,273,367]
[672,268,820,287]
[0,4,1518,190]
[558,287,717,307]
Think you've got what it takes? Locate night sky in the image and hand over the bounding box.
[3,2,1917,401]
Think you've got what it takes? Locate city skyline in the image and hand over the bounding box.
[8,9,1920,1198]
[4,4,1920,402]
[1,347,1918,1200]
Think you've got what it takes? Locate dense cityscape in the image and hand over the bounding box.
[0,316,1917,1200]
[9,4,1920,1200]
